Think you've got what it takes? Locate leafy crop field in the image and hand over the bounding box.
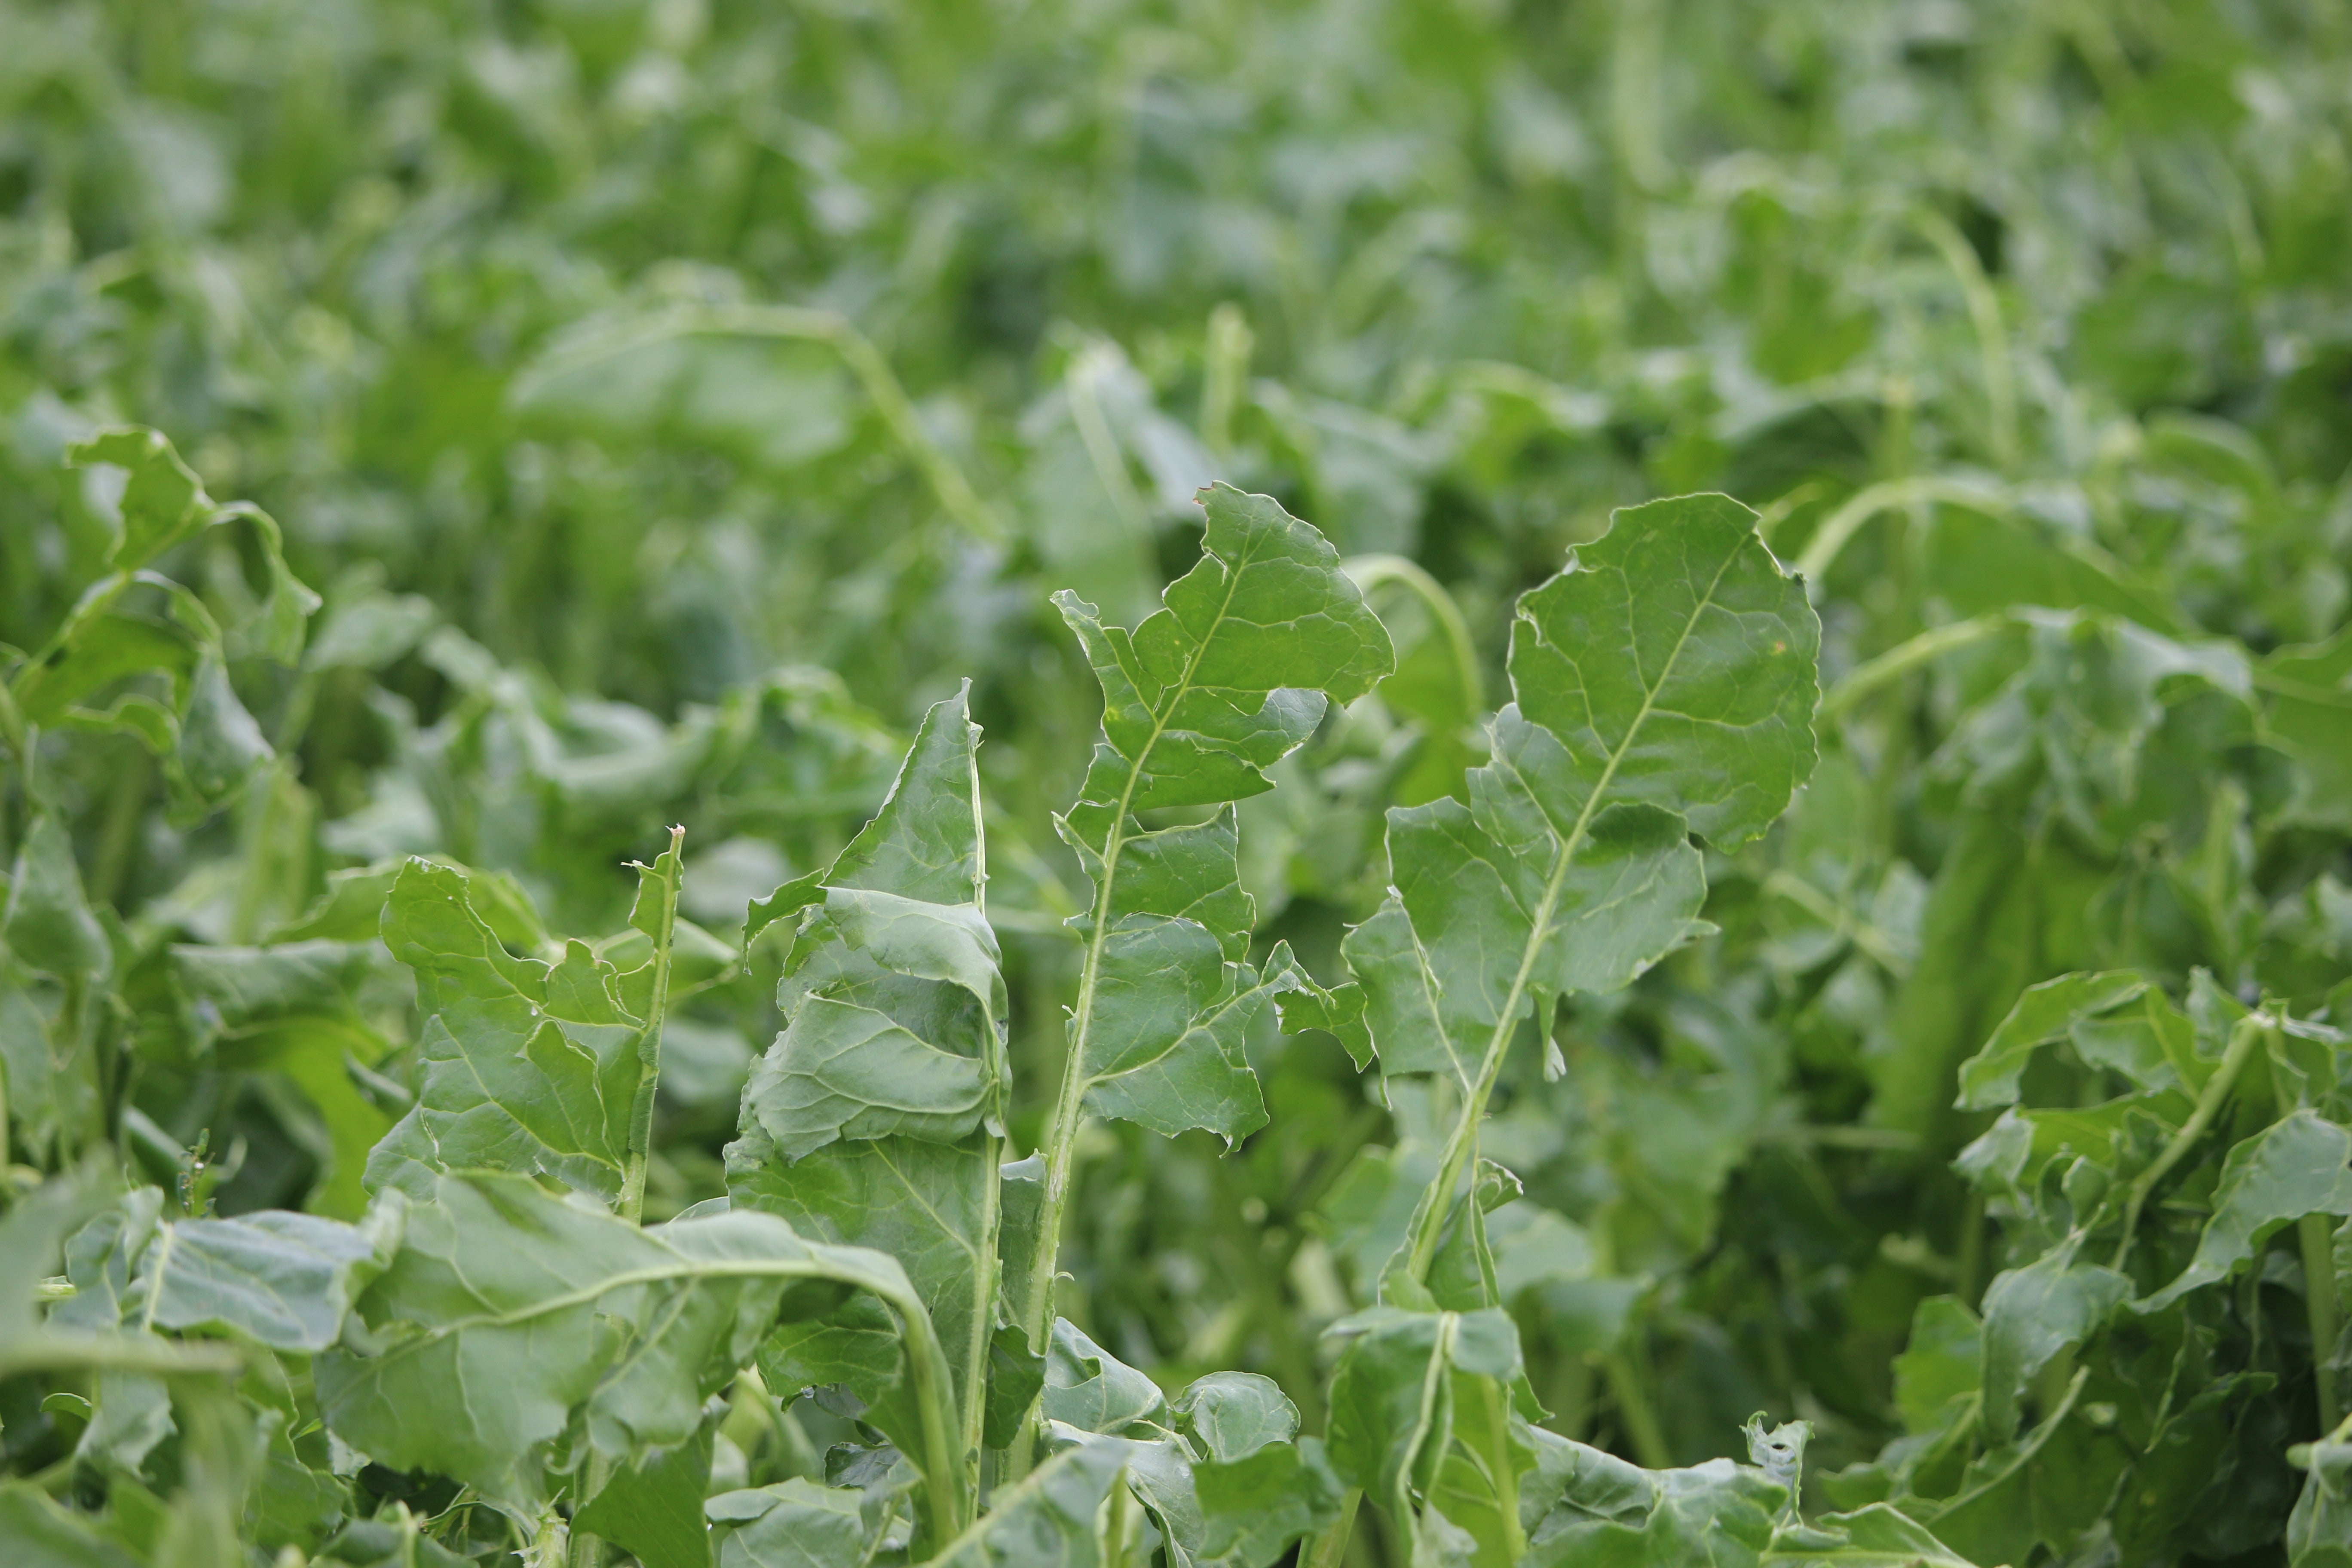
[4,1,2352,1564]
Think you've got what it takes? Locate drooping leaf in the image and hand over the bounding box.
[131,1200,405,1352]
[1042,1318,1167,1436]
[730,686,1005,1501]
[927,1440,1131,1568]
[707,1478,874,1568]
[2141,1110,2352,1309]
[366,859,643,1200]
[1978,1245,2130,1442]
[1954,971,2159,1109]
[317,1171,950,1511]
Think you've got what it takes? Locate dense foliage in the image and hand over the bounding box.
[6,0,2352,1563]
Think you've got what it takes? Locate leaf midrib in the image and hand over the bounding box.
[1407,546,1740,1279]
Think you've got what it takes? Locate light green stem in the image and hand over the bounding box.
[1816,614,2016,722]
[1794,476,2009,586]
[1018,562,1253,1463]
[1344,554,1484,719]
[1915,209,2019,469]
[617,825,684,1225]
[1200,303,1253,456]
[2111,1014,2264,1269]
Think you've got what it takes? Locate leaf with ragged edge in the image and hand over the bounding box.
[1761,1505,1982,1565]
[316,1171,949,1512]
[1357,495,1815,1075]
[2141,1110,2352,1310]
[365,858,644,1201]
[1051,484,1392,1148]
[1507,492,1821,849]
[729,686,1006,1503]
[1348,494,1813,1293]
[1517,1425,1782,1567]
[1977,1243,2129,1442]
[9,433,315,821]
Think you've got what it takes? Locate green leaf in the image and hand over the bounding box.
[366,859,643,1201]
[928,1440,1131,1568]
[1954,971,2157,1109]
[1517,1425,1782,1566]
[2,815,112,980]
[1173,1372,1298,1463]
[1323,1304,1526,1555]
[576,1414,721,1568]
[1042,1318,1167,1436]
[1507,492,1820,849]
[2141,1109,2352,1309]
[707,1478,873,1568]
[730,686,1004,1512]
[2290,1442,2352,1568]
[132,1199,404,1352]
[1763,1504,1982,1565]
[0,1482,142,1568]
[1046,484,1392,1144]
[68,427,211,572]
[1192,1437,1346,1568]
[1977,1245,2129,1442]
[317,1171,953,1514]
[1354,493,1814,1288]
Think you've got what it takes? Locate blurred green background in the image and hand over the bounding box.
[7,0,2352,1502]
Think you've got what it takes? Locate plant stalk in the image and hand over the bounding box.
[2111,1013,2264,1269]
[617,824,684,1226]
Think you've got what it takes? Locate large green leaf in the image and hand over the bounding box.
[1047,484,1393,1148]
[730,686,1006,1510]
[707,1478,874,1568]
[317,1171,956,1525]
[1507,492,1821,848]
[1977,1244,2130,1442]
[927,1440,1131,1568]
[365,859,647,1201]
[2142,1110,2352,1309]
[1351,493,1816,1290]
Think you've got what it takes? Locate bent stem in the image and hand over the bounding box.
[1344,554,1485,719]
[2111,1012,2264,1270]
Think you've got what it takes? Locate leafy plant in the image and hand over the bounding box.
[11,0,2352,1562]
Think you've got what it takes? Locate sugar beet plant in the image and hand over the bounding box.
[6,426,2050,1566]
